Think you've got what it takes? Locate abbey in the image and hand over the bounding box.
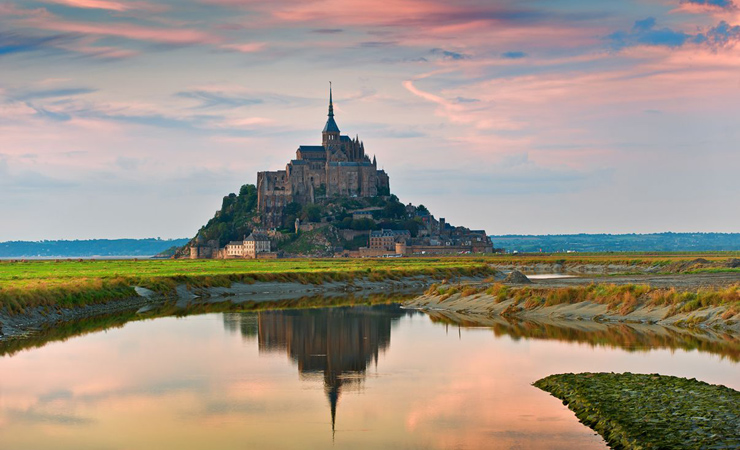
[257,86,390,228]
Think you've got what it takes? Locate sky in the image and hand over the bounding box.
[1,0,739,240]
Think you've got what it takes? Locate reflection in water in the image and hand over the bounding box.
[223,305,412,434]
[423,310,740,362]
[1,303,738,450]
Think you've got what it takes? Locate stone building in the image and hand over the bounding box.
[202,231,272,259]
[190,233,220,259]
[369,229,411,251]
[244,231,271,257]
[257,86,390,228]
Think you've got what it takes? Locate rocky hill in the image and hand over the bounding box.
[178,184,435,257]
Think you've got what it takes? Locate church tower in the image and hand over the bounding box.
[322,82,340,147]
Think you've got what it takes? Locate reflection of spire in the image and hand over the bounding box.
[249,305,413,437]
[327,384,338,440]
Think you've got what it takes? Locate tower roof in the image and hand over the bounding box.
[323,82,340,133]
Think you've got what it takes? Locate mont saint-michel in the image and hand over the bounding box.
[184,87,493,259]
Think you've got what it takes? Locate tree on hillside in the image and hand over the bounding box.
[302,204,322,223]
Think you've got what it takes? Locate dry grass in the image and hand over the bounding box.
[428,281,739,318]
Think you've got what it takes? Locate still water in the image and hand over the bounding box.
[1,304,738,450]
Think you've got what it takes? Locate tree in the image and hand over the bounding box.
[221,193,237,211]
[351,218,378,231]
[302,204,322,223]
[416,204,429,215]
[403,219,420,237]
[383,199,406,219]
[284,202,302,216]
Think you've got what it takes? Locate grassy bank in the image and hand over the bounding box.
[0,292,410,356]
[1,253,736,314]
[0,258,495,314]
[427,282,740,319]
[535,372,740,449]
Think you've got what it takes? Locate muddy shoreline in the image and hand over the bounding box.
[1,270,737,342]
[406,272,740,333]
[0,275,442,340]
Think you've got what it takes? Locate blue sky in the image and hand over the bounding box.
[1,0,739,239]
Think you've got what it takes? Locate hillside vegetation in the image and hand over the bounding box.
[181,182,430,255]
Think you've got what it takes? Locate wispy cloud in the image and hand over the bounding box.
[607,17,740,49]
[37,0,167,13]
[675,0,737,13]
[0,32,73,56]
[175,90,263,109]
[501,51,526,59]
[430,48,470,60]
[18,14,222,45]
[10,87,97,101]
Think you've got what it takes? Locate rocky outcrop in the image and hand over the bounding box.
[504,270,532,284]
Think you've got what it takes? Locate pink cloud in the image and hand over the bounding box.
[37,0,166,12]
[0,3,51,18]
[671,0,737,15]
[18,16,222,45]
[220,42,266,52]
[57,36,140,58]
[403,78,525,131]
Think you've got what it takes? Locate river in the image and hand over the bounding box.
[0,303,738,449]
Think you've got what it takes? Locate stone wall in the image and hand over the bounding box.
[339,229,370,241]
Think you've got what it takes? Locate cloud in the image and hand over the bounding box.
[18,15,222,46]
[10,87,97,101]
[116,156,141,170]
[0,30,136,60]
[175,90,264,109]
[0,32,73,56]
[501,51,526,59]
[430,48,470,60]
[37,0,166,12]
[695,20,740,46]
[7,408,94,426]
[312,28,343,34]
[678,0,737,12]
[0,156,77,191]
[607,17,740,49]
[608,17,688,49]
[404,159,613,196]
[220,42,266,53]
[30,105,73,121]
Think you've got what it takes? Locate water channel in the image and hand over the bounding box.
[1,303,737,449]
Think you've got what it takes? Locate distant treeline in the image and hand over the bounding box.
[490,232,740,253]
[0,238,190,258]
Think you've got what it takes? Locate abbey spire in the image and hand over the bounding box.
[322,82,340,136]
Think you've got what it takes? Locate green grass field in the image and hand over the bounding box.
[0,257,496,313]
[0,252,736,314]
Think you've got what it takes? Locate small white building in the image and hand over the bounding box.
[221,231,272,259]
[244,232,271,258]
[225,241,245,257]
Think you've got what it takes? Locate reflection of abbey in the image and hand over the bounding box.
[222,306,410,434]
[257,86,390,229]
